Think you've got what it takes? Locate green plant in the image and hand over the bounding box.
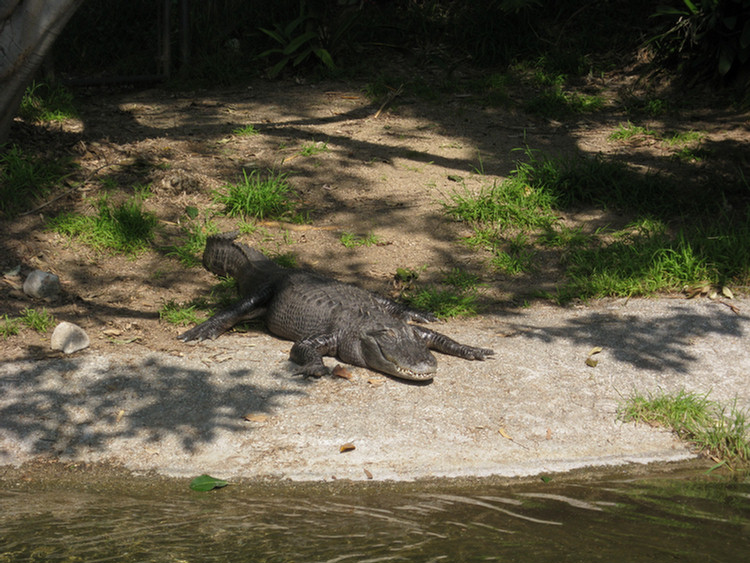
[619,389,750,467]
[257,1,348,77]
[167,222,218,267]
[491,233,537,275]
[651,0,750,82]
[403,268,482,319]
[214,169,300,221]
[20,308,55,333]
[50,196,158,255]
[442,175,557,233]
[159,300,207,326]
[233,124,259,136]
[300,141,329,156]
[340,231,382,248]
[0,314,21,338]
[0,145,68,217]
[19,81,77,122]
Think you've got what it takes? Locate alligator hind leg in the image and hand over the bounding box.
[178,295,267,342]
[411,325,494,361]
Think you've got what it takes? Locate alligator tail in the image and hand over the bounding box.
[202,231,283,282]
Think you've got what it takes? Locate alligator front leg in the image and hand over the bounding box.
[412,325,494,361]
[289,334,339,377]
[178,294,267,342]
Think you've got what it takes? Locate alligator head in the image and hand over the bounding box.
[359,324,437,381]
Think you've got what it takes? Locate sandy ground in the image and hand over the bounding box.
[1,296,747,482]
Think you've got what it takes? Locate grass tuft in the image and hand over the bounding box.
[0,145,68,217]
[49,196,158,255]
[214,169,300,221]
[20,308,55,333]
[619,390,750,468]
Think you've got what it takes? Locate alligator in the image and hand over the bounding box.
[178,232,494,381]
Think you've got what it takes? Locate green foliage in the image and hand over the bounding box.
[299,141,329,156]
[652,0,750,82]
[20,308,55,333]
[442,175,557,233]
[167,222,218,268]
[340,231,382,248]
[619,389,750,466]
[214,169,300,221]
[403,268,482,319]
[257,0,360,77]
[556,215,750,302]
[159,300,207,326]
[0,314,21,338]
[19,81,77,122]
[233,124,259,136]
[50,196,158,255]
[0,145,68,217]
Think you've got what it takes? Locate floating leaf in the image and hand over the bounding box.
[339,442,356,453]
[189,474,229,491]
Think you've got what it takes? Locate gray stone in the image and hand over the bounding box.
[23,270,61,300]
[50,321,90,354]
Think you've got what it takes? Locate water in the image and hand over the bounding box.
[1,469,749,562]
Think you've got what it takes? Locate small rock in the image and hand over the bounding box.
[23,270,61,300]
[51,322,90,354]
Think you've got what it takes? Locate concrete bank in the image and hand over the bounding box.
[1,297,747,481]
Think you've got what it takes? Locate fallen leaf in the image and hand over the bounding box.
[546,428,553,440]
[115,409,125,423]
[364,468,373,479]
[498,427,513,440]
[243,413,268,423]
[367,378,385,387]
[332,364,353,380]
[585,357,598,368]
[722,286,734,299]
[339,442,356,453]
[587,346,603,356]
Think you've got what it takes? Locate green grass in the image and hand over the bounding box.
[619,390,750,468]
[20,308,55,333]
[299,141,329,157]
[0,314,21,338]
[213,169,301,221]
[166,221,218,267]
[0,145,69,217]
[441,147,750,302]
[233,124,259,136]
[159,300,207,326]
[403,268,482,319]
[340,231,382,248]
[557,217,750,303]
[19,81,77,122]
[49,196,158,255]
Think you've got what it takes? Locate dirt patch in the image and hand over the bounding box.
[1,74,748,363]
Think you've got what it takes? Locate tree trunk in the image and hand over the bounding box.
[0,0,83,144]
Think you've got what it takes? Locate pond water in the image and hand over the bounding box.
[1,467,749,562]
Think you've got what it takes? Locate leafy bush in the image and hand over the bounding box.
[652,0,750,82]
